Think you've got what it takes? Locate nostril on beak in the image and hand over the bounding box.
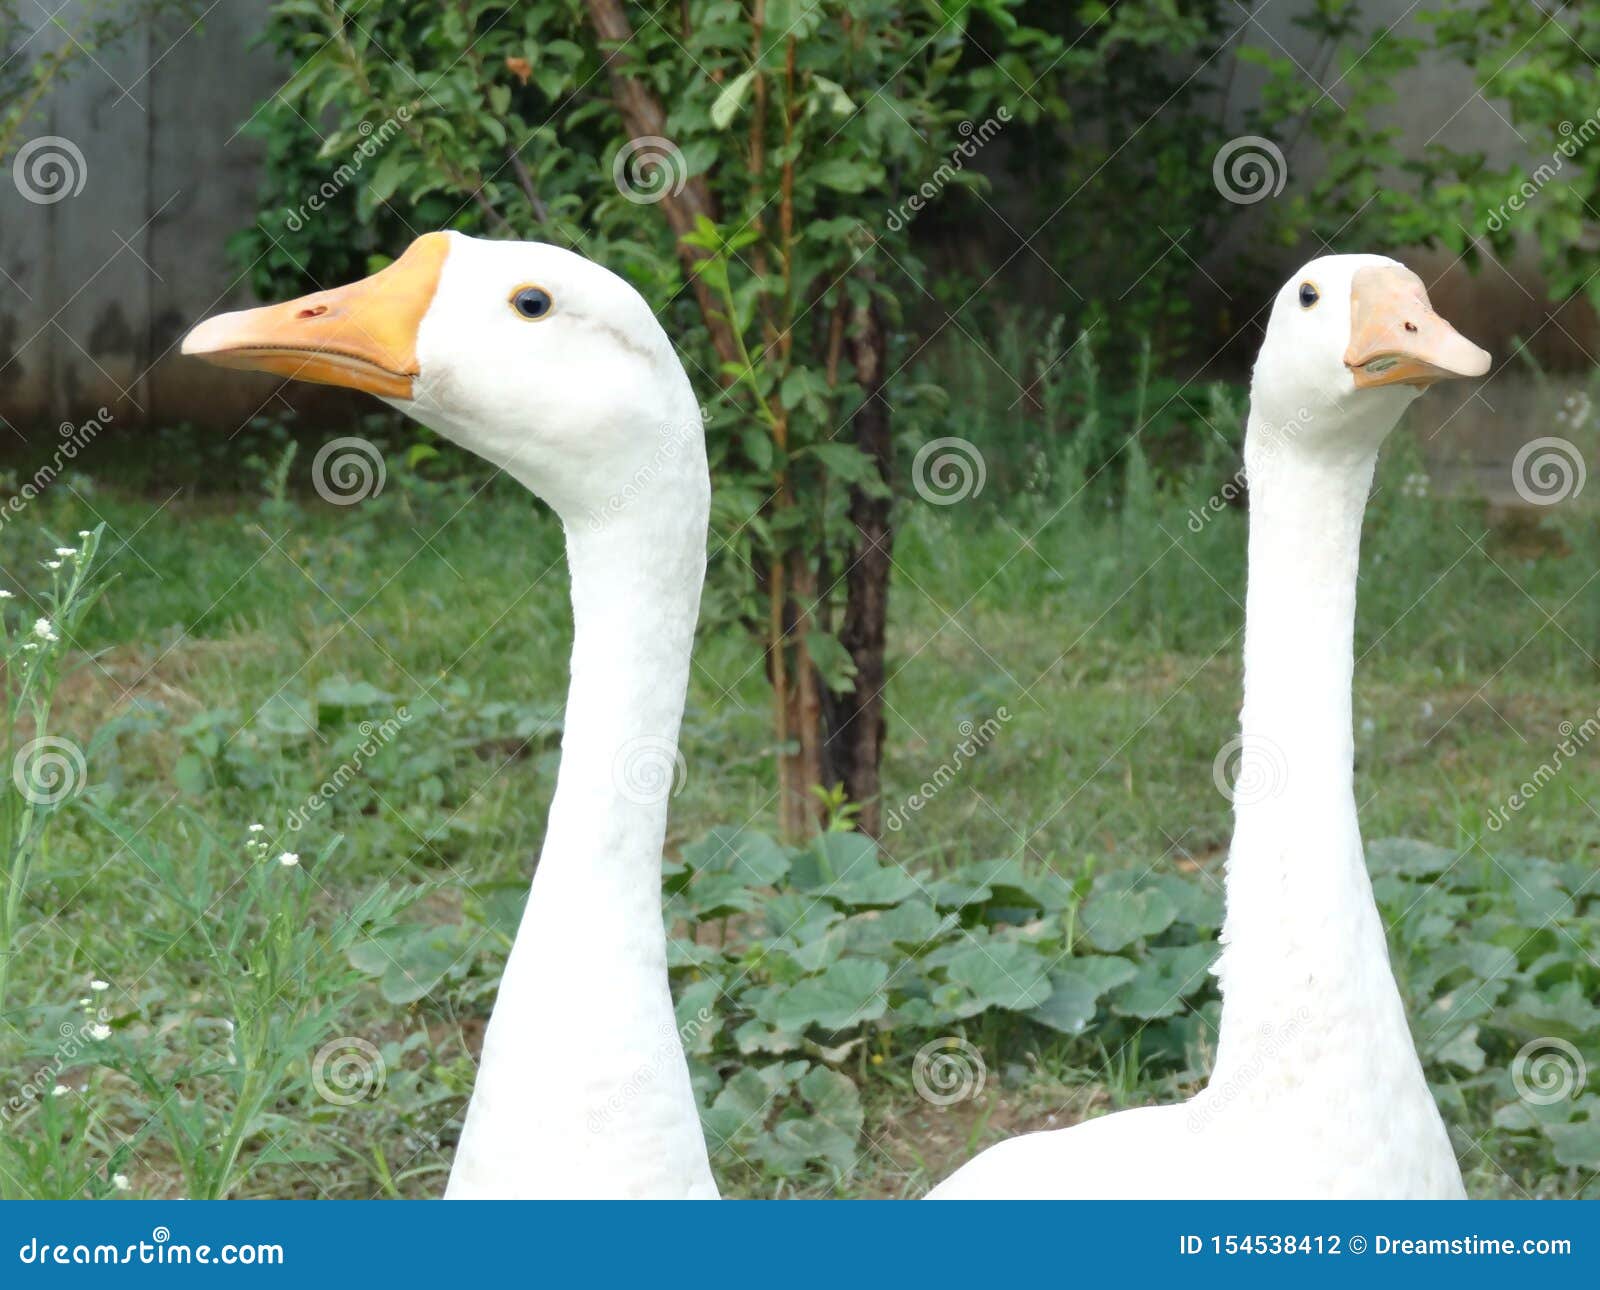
[1403,321,1418,334]
[297,305,328,320]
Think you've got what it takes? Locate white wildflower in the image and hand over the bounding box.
[247,823,264,833]
[32,617,58,643]
[54,547,76,558]
[90,979,110,992]
[277,851,300,868]
[0,589,13,599]
[112,1173,130,1191]
[44,560,60,570]
[87,1022,111,1041]
[51,1084,70,1097]
[77,530,92,539]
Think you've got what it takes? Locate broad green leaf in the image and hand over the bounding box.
[1081,885,1176,951]
[1028,955,1139,1035]
[768,959,888,1032]
[1109,943,1215,1019]
[942,939,1052,1013]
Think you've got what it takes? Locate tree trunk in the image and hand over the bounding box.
[582,0,740,374]
[826,279,893,836]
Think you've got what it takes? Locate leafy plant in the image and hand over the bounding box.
[0,526,107,1017]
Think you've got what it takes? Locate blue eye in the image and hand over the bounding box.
[1298,282,1319,309]
[511,286,553,320]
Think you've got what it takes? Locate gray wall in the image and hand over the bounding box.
[1,0,288,435]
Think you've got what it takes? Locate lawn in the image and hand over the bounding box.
[0,418,1595,1199]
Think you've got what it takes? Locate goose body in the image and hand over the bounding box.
[929,256,1489,1200]
[185,232,718,1199]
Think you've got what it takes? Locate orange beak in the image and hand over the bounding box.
[1344,264,1491,390]
[181,232,451,399]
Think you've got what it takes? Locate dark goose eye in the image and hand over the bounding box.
[1298,281,1319,309]
[510,286,554,320]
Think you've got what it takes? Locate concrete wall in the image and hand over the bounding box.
[0,0,1589,476]
[0,0,290,436]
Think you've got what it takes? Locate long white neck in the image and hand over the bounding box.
[1210,406,1410,1081]
[445,490,717,1199]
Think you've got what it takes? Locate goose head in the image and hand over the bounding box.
[183,231,706,527]
[1249,254,1490,461]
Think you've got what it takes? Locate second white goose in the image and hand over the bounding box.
[928,255,1490,1200]
[184,231,719,1199]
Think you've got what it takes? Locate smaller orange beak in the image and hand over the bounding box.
[181,232,451,399]
[1344,264,1491,390]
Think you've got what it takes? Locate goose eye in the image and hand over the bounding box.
[1298,282,1319,309]
[511,286,553,320]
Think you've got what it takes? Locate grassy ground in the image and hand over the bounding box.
[0,425,1595,1199]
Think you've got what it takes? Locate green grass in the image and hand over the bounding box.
[0,422,1594,1199]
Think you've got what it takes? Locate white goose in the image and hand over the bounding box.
[928,255,1490,1200]
[184,232,719,1199]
